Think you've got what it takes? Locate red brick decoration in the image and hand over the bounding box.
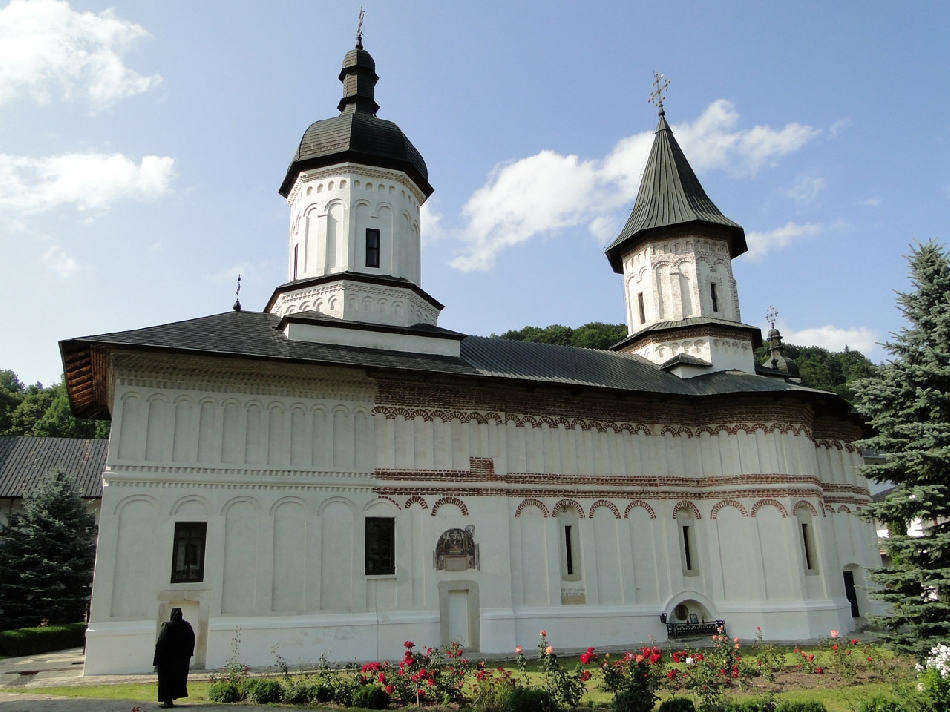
[824,504,835,515]
[750,498,789,518]
[431,496,469,516]
[672,500,702,520]
[836,504,852,514]
[709,499,749,519]
[624,500,657,519]
[552,498,585,518]
[404,495,428,510]
[376,496,401,511]
[469,457,496,477]
[660,425,694,438]
[589,499,621,519]
[515,498,550,518]
[793,500,819,518]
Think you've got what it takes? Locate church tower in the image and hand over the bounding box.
[606,83,761,376]
[266,32,445,337]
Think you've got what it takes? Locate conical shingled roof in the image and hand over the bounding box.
[605,113,746,273]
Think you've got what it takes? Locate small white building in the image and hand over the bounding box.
[62,39,881,675]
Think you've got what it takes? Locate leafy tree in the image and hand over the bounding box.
[854,240,950,660]
[493,322,627,350]
[0,370,25,434]
[0,469,97,629]
[31,384,110,439]
[6,384,56,435]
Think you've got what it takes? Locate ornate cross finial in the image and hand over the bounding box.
[355,7,365,49]
[766,305,778,330]
[649,71,670,115]
[232,274,242,312]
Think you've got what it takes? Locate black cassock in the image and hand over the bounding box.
[153,618,196,702]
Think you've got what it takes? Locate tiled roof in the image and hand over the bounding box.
[605,113,747,272]
[61,311,829,418]
[0,436,108,498]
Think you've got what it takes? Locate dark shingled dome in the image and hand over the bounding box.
[279,44,432,198]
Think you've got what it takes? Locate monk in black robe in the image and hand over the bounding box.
[153,608,196,708]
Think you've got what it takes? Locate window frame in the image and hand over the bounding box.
[364,516,395,576]
[365,228,381,268]
[710,282,719,312]
[170,521,207,584]
[637,292,646,324]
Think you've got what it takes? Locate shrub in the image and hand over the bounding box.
[658,699,696,712]
[0,623,86,657]
[282,678,311,704]
[310,682,334,703]
[207,680,244,703]
[859,697,908,712]
[775,703,827,712]
[245,677,283,704]
[352,683,391,709]
[725,698,776,712]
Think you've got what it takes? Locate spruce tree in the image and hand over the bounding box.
[0,470,97,629]
[855,240,950,660]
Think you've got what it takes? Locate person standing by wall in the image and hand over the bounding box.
[153,608,196,708]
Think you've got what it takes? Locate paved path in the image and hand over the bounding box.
[0,649,256,711]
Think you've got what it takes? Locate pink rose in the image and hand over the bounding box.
[515,646,523,654]
[540,630,547,637]
[545,645,553,654]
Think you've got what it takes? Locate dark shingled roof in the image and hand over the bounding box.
[605,112,747,272]
[61,311,829,418]
[279,44,432,198]
[0,436,107,498]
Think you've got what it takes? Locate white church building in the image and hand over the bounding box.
[62,37,881,675]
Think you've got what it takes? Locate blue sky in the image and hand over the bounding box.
[1,0,948,386]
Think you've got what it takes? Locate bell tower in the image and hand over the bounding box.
[606,75,761,376]
[266,30,442,333]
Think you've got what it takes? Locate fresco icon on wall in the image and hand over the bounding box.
[434,526,479,572]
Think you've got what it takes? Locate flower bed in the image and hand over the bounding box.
[201,626,931,711]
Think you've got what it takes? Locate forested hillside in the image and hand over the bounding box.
[493,323,877,403]
[0,370,109,439]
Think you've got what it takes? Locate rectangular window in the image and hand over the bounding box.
[171,522,207,583]
[565,525,574,575]
[293,244,299,280]
[638,292,646,324]
[682,525,693,571]
[365,517,395,575]
[365,228,381,268]
[710,283,719,312]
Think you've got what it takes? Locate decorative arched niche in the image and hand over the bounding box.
[433,526,479,572]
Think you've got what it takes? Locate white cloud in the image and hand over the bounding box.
[0,0,160,110]
[782,325,879,354]
[673,100,820,177]
[745,221,822,260]
[785,174,826,204]
[420,200,445,244]
[42,244,77,277]
[0,152,174,215]
[448,101,819,272]
[858,197,880,207]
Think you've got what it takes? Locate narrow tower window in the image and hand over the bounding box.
[682,525,693,571]
[365,228,381,268]
[565,525,574,575]
[638,292,646,324]
[293,244,299,280]
[710,283,719,312]
[801,523,813,570]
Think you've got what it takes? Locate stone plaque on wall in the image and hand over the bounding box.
[434,526,479,571]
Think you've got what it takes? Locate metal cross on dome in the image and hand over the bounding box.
[356,7,365,49]
[649,72,670,115]
[766,305,778,330]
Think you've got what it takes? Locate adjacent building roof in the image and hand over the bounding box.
[0,436,107,498]
[605,112,747,272]
[61,310,833,419]
[278,43,432,198]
